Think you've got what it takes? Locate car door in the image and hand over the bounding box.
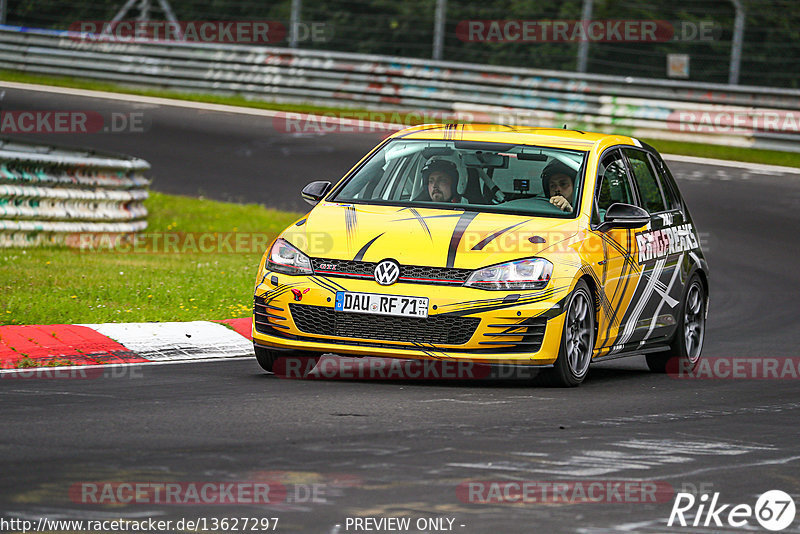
[620,147,684,347]
[586,149,642,356]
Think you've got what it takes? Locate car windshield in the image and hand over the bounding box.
[331,139,587,218]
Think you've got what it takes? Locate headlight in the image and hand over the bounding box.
[465,258,552,290]
[267,238,313,275]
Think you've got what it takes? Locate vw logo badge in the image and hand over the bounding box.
[374,260,400,286]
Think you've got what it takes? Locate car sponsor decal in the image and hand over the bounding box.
[636,223,699,264]
[353,233,384,261]
[446,211,480,268]
[641,252,684,342]
[614,257,668,352]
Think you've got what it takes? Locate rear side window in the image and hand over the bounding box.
[649,154,681,211]
[624,148,667,214]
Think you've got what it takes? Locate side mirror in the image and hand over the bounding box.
[597,202,650,232]
[301,181,332,206]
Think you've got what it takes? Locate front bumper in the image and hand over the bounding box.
[251,271,569,366]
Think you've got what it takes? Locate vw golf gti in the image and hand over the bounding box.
[252,124,708,386]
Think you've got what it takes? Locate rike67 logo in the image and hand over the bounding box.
[668,490,796,531]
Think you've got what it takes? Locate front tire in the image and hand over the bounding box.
[646,275,706,373]
[538,280,595,387]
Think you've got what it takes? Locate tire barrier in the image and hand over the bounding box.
[2,25,800,152]
[0,137,149,247]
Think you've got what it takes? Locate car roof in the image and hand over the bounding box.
[390,123,643,153]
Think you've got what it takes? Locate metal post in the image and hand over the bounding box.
[103,0,182,39]
[433,0,447,60]
[0,0,7,25]
[156,0,183,39]
[138,0,150,22]
[103,0,139,36]
[289,0,301,48]
[729,0,745,85]
[576,0,593,73]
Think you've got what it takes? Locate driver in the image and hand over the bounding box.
[541,159,576,213]
[422,159,462,203]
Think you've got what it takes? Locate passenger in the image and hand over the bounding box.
[541,159,577,212]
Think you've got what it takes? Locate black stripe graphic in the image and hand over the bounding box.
[392,213,464,222]
[344,206,358,247]
[310,277,340,294]
[438,287,566,317]
[318,275,348,291]
[446,211,479,268]
[471,220,527,251]
[408,208,432,240]
[354,233,384,261]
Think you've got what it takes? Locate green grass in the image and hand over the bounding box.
[0,192,302,325]
[4,69,799,168]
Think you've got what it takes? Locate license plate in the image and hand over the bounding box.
[334,291,429,318]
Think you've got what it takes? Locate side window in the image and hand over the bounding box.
[624,148,667,214]
[649,154,681,211]
[595,150,634,222]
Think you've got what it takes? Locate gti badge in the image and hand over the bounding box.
[374,259,400,286]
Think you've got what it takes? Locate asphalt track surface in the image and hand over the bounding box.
[2,86,800,533]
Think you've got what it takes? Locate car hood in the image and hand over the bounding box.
[281,202,581,270]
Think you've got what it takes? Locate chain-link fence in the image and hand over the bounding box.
[3,0,799,88]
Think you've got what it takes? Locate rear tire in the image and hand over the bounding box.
[537,280,595,387]
[254,344,319,374]
[646,275,706,373]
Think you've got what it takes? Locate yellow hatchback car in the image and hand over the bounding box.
[252,124,708,386]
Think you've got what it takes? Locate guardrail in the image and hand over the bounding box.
[2,25,800,152]
[0,137,149,247]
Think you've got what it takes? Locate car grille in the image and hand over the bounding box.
[289,304,480,345]
[311,258,472,286]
